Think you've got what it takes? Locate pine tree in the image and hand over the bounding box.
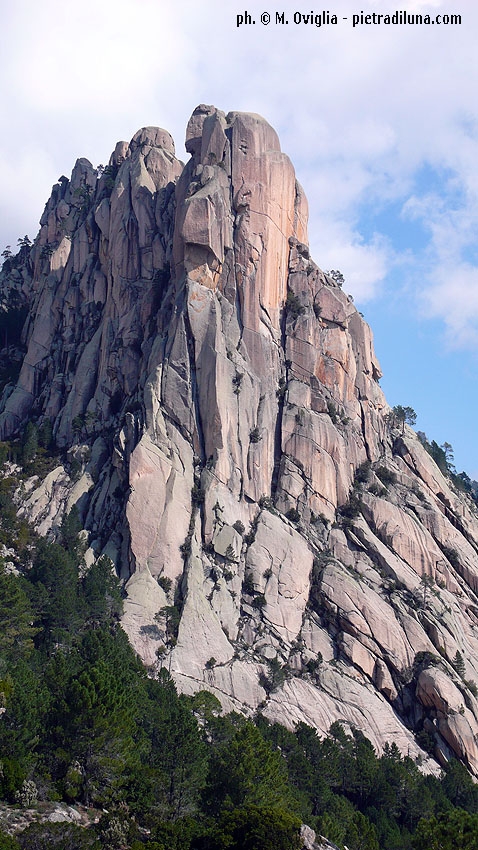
[452,650,466,678]
[205,720,293,814]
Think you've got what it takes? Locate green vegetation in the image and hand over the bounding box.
[452,650,466,678]
[1,471,478,849]
[0,419,60,481]
[384,406,478,505]
[354,461,371,485]
[412,809,478,849]
[232,372,243,395]
[0,297,28,397]
[375,466,397,487]
[327,400,338,424]
[285,289,305,320]
[339,492,364,522]
[158,575,173,595]
[368,482,386,497]
[258,495,274,511]
[327,269,345,287]
[386,405,417,434]
[417,432,478,503]
[252,594,267,610]
[249,427,262,443]
[17,236,32,250]
[191,484,205,505]
[97,162,119,194]
[224,543,236,562]
[0,306,28,352]
[242,571,255,595]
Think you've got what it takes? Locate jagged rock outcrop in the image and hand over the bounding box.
[2,105,478,776]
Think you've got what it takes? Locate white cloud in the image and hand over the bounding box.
[310,218,392,301]
[420,264,478,349]
[1,0,478,346]
[402,153,478,347]
[0,147,59,248]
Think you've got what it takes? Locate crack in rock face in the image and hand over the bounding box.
[3,104,478,775]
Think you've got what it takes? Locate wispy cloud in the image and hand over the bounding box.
[422,265,478,349]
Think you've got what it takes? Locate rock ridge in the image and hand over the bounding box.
[2,104,478,775]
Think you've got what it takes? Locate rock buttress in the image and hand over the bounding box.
[3,106,478,775]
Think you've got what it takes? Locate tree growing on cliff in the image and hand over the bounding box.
[327,269,345,287]
[21,422,38,465]
[386,405,417,434]
[452,650,466,678]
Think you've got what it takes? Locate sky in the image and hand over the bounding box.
[1,0,478,475]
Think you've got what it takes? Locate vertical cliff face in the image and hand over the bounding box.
[2,105,478,775]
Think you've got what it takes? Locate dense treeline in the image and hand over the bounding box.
[1,477,478,849]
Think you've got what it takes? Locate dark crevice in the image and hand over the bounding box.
[359,400,372,462]
[183,299,206,466]
[234,274,244,341]
[271,263,291,500]
[271,392,285,499]
[228,142,246,349]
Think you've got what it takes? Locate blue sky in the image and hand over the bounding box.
[1,0,477,476]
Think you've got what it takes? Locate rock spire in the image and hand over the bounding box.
[2,105,478,775]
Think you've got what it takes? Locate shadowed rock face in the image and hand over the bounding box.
[3,105,478,775]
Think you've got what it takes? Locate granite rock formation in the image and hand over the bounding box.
[2,105,478,776]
